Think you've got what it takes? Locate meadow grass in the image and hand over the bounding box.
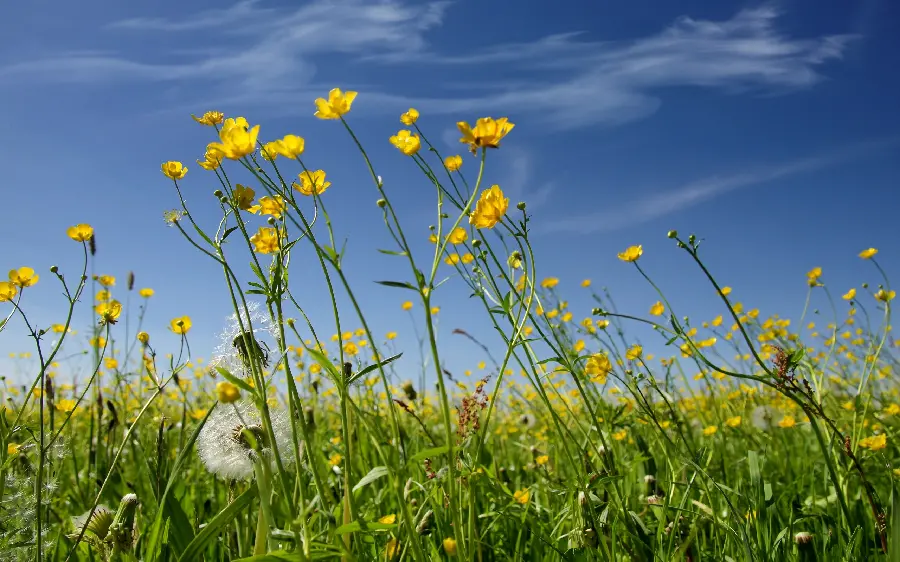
[0,92,896,561]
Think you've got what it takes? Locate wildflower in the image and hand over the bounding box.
[842,288,856,301]
[806,267,822,286]
[720,286,733,296]
[67,223,94,242]
[875,289,895,302]
[457,117,515,154]
[703,425,718,436]
[7,443,20,455]
[170,316,192,335]
[273,134,306,159]
[386,331,397,340]
[513,488,530,504]
[255,195,286,219]
[444,155,463,172]
[250,227,280,254]
[192,111,224,126]
[196,400,294,481]
[208,302,278,377]
[447,227,468,245]
[859,247,878,259]
[617,245,643,262]
[216,381,241,404]
[385,538,400,559]
[293,170,331,197]
[198,148,223,171]
[329,453,343,466]
[859,434,887,451]
[389,130,421,156]
[233,184,256,211]
[0,282,18,302]
[612,430,627,441]
[314,88,357,119]
[161,161,188,180]
[443,537,458,556]
[402,301,413,311]
[541,277,559,289]
[97,300,122,325]
[649,301,664,316]
[626,344,643,361]
[725,416,742,428]
[470,185,508,229]
[137,332,149,345]
[399,108,420,125]
[778,415,796,428]
[207,117,260,160]
[8,267,38,288]
[56,398,77,413]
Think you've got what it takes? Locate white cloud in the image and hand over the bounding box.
[0,2,855,129]
[538,137,898,235]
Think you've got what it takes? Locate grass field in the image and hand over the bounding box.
[0,93,897,561]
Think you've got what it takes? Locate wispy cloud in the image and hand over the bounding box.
[538,137,899,235]
[0,2,856,128]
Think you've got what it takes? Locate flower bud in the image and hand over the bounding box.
[377,198,387,208]
[50,266,59,274]
[667,230,677,238]
[214,189,223,198]
[472,239,481,248]
[516,201,526,211]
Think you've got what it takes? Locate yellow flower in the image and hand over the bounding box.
[541,277,559,289]
[444,155,463,172]
[884,404,900,416]
[400,108,419,125]
[56,398,77,413]
[649,301,664,316]
[461,253,474,264]
[105,357,118,370]
[617,245,643,262]
[97,300,122,325]
[197,148,223,171]
[859,433,887,451]
[216,381,241,404]
[137,331,150,345]
[0,282,18,303]
[207,117,260,160]
[443,537,458,556]
[447,227,468,245]
[778,415,796,428]
[138,288,154,299]
[402,301,413,311]
[161,161,188,180]
[250,227,280,254]
[626,344,643,361]
[703,425,718,436]
[385,538,400,559]
[725,416,742,428]
[612,429,627,441]
[513,488,530,504]
[470,185,508,229]
[314,88,357,119]
[457,117,515,154]
[875,289,895,302]
[806,267,822,286]
[67,224,94,242]
[842,288,856,301]
[386,331,397,340]
[535,454,550,465]
[191,111,224,126]
[233,184,256,211]
[274,134,306,159]
[170,316,192,335]
[256,195,286,219]
[343,341,359,356]
[293,170,331,197]
[329,453,343,466]
[7,443,20,456]
[389,130,421,156]
[9,267,38,288]
[859,247,878,259]
[378,514,397,524]
[720,286,732,296]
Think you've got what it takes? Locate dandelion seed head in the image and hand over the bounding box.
[208,302,278,377]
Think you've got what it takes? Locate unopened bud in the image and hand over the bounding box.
[214,189,223,198]
[667,230,677,239]
[377,198,387,208]
[50,266,59,274]
[516,201,526,211]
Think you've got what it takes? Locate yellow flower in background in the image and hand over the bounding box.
[0,282,18,303]
[161,161,188,180]
[612,429,627,441]
[859,247,878,259]
[386,331,397,340]
[457,117,515,154]
[385,538,400,559]
[806,267,822,286]
[778,415,796,428]
[7,443,20,456]
[444,155,463,172]
[581,279,592,288]
[105,357,118,370]
[447,227,468,245]
[250,227,280,254]
[400,108,419,125]
[273,134,306,159]
[139,288,154,298]
[379,514,397,524]
[470,185,508,229]
[513,488,530,504]
[725,416,742,428]
[875,289,895,302]
[233,184,256,211]
[216,381,241,403]
[98,275,115,287]
[389,130,421,156]
[314,88,357,119]
[90,336,106,348]
[9,267,39,288]
[293,170,331,197]
[207,117,260,160]
[191,111,224,126]
[626,344,643,361]
[541,277,559,289]
[137,331,150,345]
[329,453,343,466]
[170,316,192,335]
[703,425,718,436]
[859,434,887,451]
[402,301,413,311]
[720,286,732,296]
[617,245,642,262]
[842,288,856,301]
[67,224,94,242]
[56,399,77,413]
[650,301,665,316]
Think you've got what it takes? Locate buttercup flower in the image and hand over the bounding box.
[196,400,294,481]
[233,184,256,211]
[191,111,224,126]
[274,134,305,159]
[400,108,419,125]
[293,170,331,197]
[139,288,154,298]
[137,331,150,345]
[859,248,878,259]
[447,227,467,245]
[842,288,856,301]
[649,302,665,316]
[314,88,357,120]
[469,185,508,229]
[250,227,280,254]
[198,148,223,171]
[0,281,17,302]
[216,381,241,404]
[389,130,421,156]
[444,155,463,172]
[207,117,260,160]
[9,267,38,288]
[457,117,515,154]
[255,196,286,219]
[170,316,192,335]
[617,245,643,262]
[97,300,122,325]
[67,224,94,242]
[161,161,188,180]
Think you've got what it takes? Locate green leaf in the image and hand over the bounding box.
[178,485,256,562]
[221,226,239,241]
[375,280,417,291]
[408,445,449,465]
[333,520,397,535]
[215,367,254,393]
[377,249,408,257]
[891,486,900,562]
[352,466,390,493]
[347,353,402,385]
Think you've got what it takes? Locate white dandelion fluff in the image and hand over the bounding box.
[197,400,295,481]
[208,301,279,377]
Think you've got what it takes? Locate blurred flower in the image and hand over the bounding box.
[192,111,224,126]
[443,537,458,556]
[447,227,467,245]
[859,248,878,259]
[67,224,94,242]
[617,245,642,262]
[216,381,241,404]
[875,289,895,302]
[649,301,664,316]
[842,288,856,301]
[513,488,530,504]
[859,433,887,451]
[444,155,463,172]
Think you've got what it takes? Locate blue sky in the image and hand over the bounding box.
[1,0,897,385]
